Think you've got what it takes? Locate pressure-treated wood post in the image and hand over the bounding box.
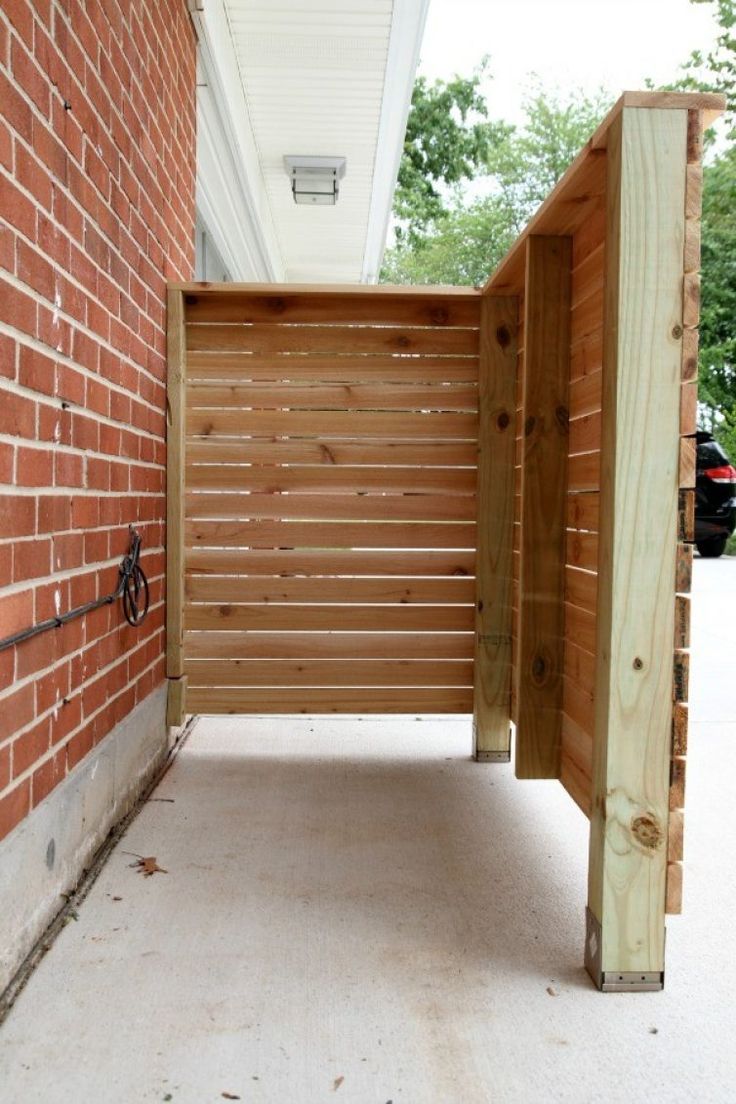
[585,107,688,990]
[166,287,187,726]
[473,295,518,761]
[515,236,571,778]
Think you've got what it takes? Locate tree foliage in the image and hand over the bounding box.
[393,61,506,245]
[382,85,610,285]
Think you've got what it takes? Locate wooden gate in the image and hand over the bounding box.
[167,287,485,718]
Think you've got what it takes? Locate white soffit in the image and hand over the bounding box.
[219,0,429,283]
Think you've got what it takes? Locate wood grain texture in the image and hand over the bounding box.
[166,288,186,679]
[186,686,474,714]
[184,604,475,633]
[186,323,479,357]
[516,236,571,779]
[185,659,474,688]
[186,438,478,468]
[186,408,478,441]
[184,464,478,496]
[185,548,476,578]
[473,295,517,756]
[587,107,687,979]
[184,290,481,327]
[185,575,475,605]
[186,353,479,384]
[185,381,479,412]
[184,631,474,661]
[185,519,477,550]
[184,491,476,524]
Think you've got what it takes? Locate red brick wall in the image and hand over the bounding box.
[0,0,196,840]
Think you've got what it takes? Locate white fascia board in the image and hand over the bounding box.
[190,0,284,282]
[360,0,430,284]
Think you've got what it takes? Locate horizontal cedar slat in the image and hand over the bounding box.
[184,291,480,328]
[184,548,476,577]
[564,638,596,693]
[184,491,476,523]
[570,327,603,381]
[561,713,593,815]
[184,659,474,688]
[186,382,479,412]
[186,409,478,441]
[563,673,595,733]
[569,369,602,419]
[185,575,475,605]
[567,492,600,532]
[186,519,477,550]
[571,249,604,309]
[566,529,598,571]
[565,565,598,612]
[568,451,600,492]
[186,323,479,357]
[184,604,475,632]
[185,439,478,467]
[564,601,597,654]
[186,686,474,714]
[185,353,480,383]
[184,631,475,661]
[570,287,604,351]
[184,464,478,495]
[569,411,601,455]
[571,203,606,269]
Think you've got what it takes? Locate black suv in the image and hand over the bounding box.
[695,431,736,557]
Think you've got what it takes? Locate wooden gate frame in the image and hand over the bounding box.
[166,92,723,990]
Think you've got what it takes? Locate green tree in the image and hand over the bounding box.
[392,61,507,245]
[677,0,735,135]
[382,85,610,285]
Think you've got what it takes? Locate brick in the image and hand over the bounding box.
[18,346,56,396]
[53,450,84,488]
[51,531,83,571]
[0,494,36,537]
[15,143,53,211]
[12,718,51,778]
[11,37,51,116]
[38,493,72,532]
[12,536,51,581]
[0,779,31,842]
[0,279,37,338]
[15,446,54,487]
[0,682,35,742]
[0,441,14,483]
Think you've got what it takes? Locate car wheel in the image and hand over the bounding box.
[696,536,728,558]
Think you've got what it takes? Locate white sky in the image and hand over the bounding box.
[417,0,719,124]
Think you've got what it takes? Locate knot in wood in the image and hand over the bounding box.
[267,296,287,315]
[633,656,644,670]
[555,405,569,433]
[395,335,411,349]
[631,814,663,851]
[672,324,683,340]
[430,307,449,325]
[477,599,484,613]
[531,654,546,683]
[496,410,510,431]
[495,325,511,349]
[524,415,536,438]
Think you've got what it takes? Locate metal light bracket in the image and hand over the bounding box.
[585,907,665,992]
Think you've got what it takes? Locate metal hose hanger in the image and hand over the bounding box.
[0,526,150,654]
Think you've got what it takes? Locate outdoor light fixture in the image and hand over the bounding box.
[284,156,347,205]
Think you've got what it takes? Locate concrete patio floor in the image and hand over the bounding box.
[0,558,734,1103]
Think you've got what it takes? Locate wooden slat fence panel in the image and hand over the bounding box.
[181,289,481,714]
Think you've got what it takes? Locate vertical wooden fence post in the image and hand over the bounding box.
[515,236,571,779]
[473,295,518,761]
[166,287,187,726]
[585,107,687,990]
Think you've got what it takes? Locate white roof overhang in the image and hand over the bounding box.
[189,0,429,283]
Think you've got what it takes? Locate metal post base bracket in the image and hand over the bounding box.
[474,750,511,763]
[584,908,664,992]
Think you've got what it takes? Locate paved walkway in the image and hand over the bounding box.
[0,558,734,1103]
